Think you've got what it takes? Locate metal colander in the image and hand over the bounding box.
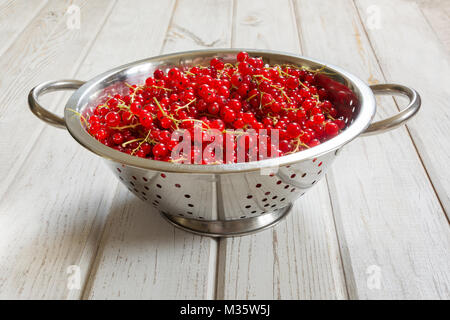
[28,49,420,237]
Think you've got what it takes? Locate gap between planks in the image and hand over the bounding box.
[0,0,121,299]
[352,0,449,224]
[0,0,117,198]
[292,0,449,299]
[81,0,224,299]
[44,0,119,300]
[292,0,352,298]
[216,0,347,300]
[80,0,178,299]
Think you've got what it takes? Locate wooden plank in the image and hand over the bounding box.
[415,0,450,53]
[83,186,216,299]
[0,0,115,194]
[163,0,232,52]
[65,0,178,299]
[355,0,450,219]
[231,0,301,50]
[83,0,233,299]
[216,0,347,300]
[0,0,48,57]
[295,0,450,299]
[0,0,118,299]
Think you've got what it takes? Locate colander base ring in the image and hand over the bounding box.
[160,204,292,237]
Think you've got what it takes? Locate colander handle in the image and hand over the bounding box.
[28,80,85,129]
[361,83,421,136]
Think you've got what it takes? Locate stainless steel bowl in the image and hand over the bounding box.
[28,49,420,237]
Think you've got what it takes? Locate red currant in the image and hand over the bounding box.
[153,143,168,157]
[86,51,345,163]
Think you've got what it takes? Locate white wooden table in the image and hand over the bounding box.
[0,0,449,300]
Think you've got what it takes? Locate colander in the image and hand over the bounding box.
[28,49,420,237]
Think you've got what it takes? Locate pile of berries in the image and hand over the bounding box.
[85,52,346,164]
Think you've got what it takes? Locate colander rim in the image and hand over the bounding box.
[64,48,376,174]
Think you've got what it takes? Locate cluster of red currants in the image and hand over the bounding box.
[85,52,346,164]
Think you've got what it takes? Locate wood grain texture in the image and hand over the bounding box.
[0,0,182,300]
[295,0,450,299]
[0,0,47,57]
[0,0,116,195]
[354,0,450,219]
[0,0,448,300]
[415,0,450,53]
[57,0,178,300]
[164,0,233,52]
[83,0,233,299]
[83,186,215,299]
[216,0,347,300]
[0,0,117,299]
